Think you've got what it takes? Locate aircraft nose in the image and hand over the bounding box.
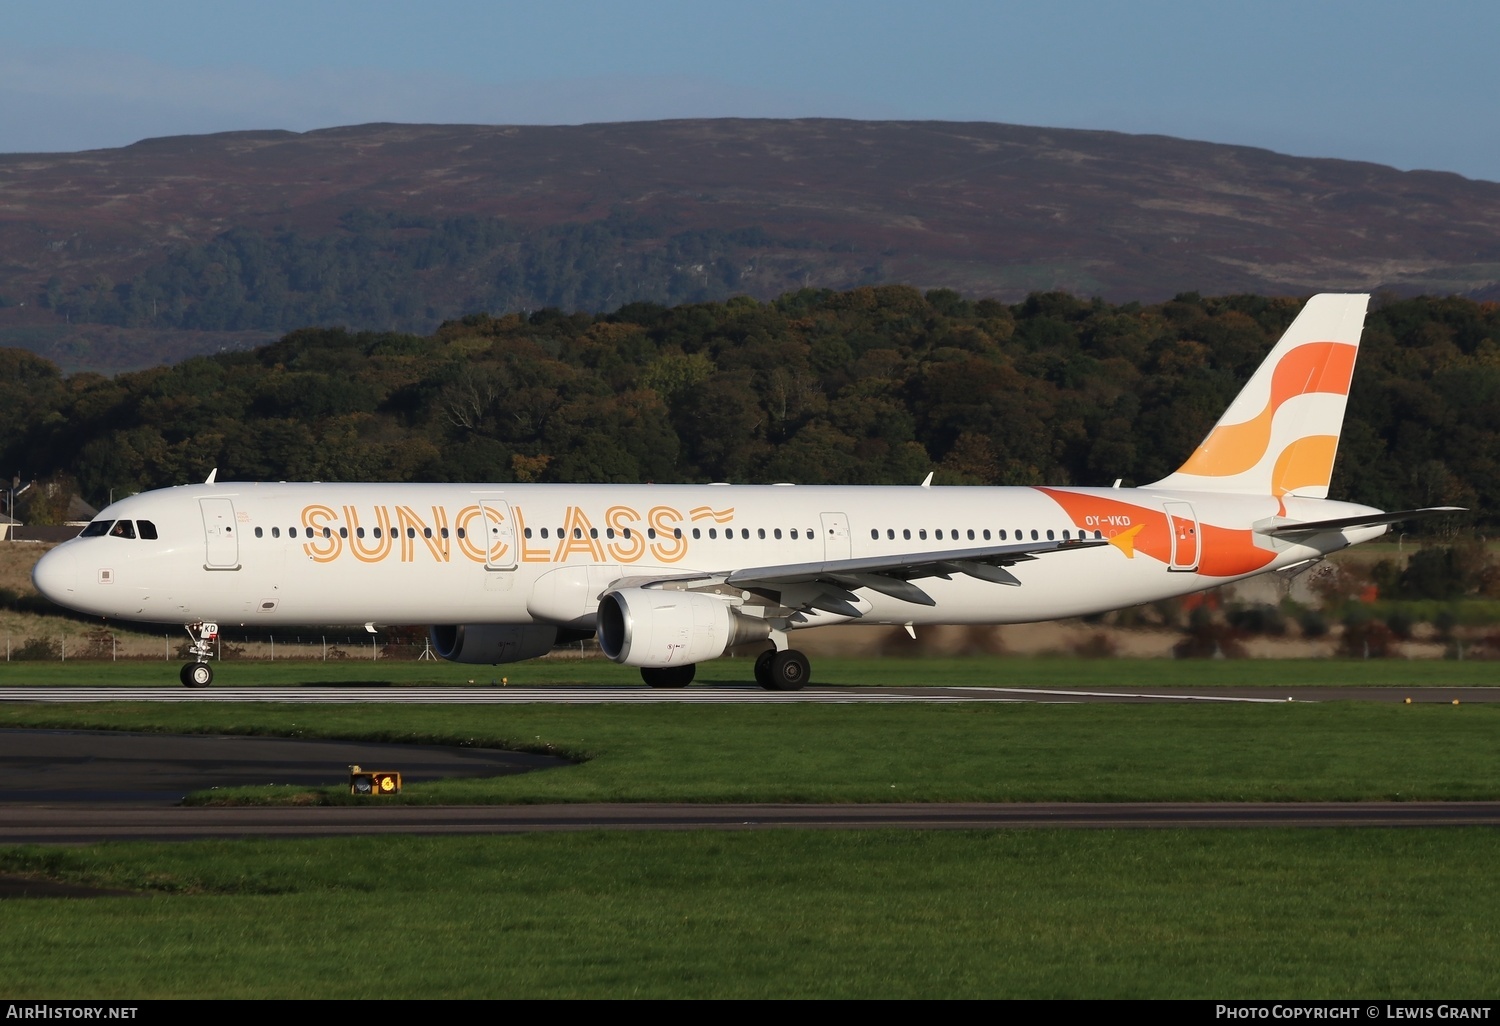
[32,545,77,603]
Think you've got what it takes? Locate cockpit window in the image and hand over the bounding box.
[109,520,136,539]
[137,520,158,540]
[81,520,114,537]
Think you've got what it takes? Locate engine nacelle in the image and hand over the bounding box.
[429,624,558,665]
[597,588,769,667]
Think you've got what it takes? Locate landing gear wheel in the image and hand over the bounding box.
[180,662,214,688]
[641,664,696,688]
[754,648,776,689]
[768,649,810,691]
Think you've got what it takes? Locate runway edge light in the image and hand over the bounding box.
[349,764,402,796]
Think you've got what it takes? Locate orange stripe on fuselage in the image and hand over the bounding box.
[1177,341,1356,478]
[1038,488,1277,578]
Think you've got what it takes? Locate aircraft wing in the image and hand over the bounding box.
[609,538,1108,614]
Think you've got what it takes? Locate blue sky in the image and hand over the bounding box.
[3,0,1497,181]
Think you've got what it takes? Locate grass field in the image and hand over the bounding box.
[2,652,1498,687]
[3,657,1499,998]
[2,695,1497,805]
[3,829,1498,998]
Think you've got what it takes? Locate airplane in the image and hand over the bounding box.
[31,293,1461,689]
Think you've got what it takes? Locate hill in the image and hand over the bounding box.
[2,119,1499,372]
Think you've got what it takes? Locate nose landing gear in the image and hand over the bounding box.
[179,621,219,688]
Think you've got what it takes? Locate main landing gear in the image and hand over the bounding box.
[179,621,218,688]
[754,648,810,691]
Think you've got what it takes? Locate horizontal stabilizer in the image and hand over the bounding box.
[1259,506,1466,537]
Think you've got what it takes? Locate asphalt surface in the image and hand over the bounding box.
[0,728,565,804]
[3,684,1499,704]
[4,801,1500,845]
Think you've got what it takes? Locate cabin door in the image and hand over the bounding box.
[821,512,851,561]
[1163,501,1200,572]
[476,495,518,571]
[199,498,240,569]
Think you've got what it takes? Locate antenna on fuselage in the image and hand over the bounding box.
[204,468,218,484]
[919,472,933,488]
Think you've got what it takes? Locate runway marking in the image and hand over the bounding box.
[965,686,1297,704]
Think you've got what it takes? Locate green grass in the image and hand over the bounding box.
[2,701,1497,804]
[2,653,1498,687]
[2,829,1498,998]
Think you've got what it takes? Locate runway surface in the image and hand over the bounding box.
[4,801,1500,844]
[3,684,1498,704]
[0,729,565,804]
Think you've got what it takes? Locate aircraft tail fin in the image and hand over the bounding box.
[1148,293,1369,498]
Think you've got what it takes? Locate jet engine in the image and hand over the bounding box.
[596,588,769,667]
[429,624,559,664]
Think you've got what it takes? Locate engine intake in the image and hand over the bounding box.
[597,587,769,667]
[429,624,559,664]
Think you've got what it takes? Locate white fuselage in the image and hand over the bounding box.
[32,481,1382,631]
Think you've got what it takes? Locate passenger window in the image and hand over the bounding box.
[774,528,782,539]
[709,528,717,539]
[423,528,432,538]
[623,528,632,539]
[983,529,991,540]
[870,529,878,540]
[255,527,264,538]
[408,528,416,539]
[590,528,599,539]
[790,529,798,540]
[692,528,700,539]
[138,520,158,540]
[902,529,910,540]
[355,527,364,538]
[935,529,944,540]
[456,528,465,539]
[886,529,894,540]
[272,527,281,538]
[759,528,766,539]
[1030,530,1039,541]
[540,528,549,539]
[373,527,382,539]
[440,527,448,539]
[340,527,348,539]
[574,528,582,539]
[1047,530,1055,540]
[647,528,657,539]
[1063,530,1070,540]
[81,520,113,537]
[290,527,298,538]
[919,529,928,540]
[524,528,532,538]
[325,528,332,538]
[109,521,135,539]
[607,528,616,539]
[999,530,1007,540]
[967,529,975,541]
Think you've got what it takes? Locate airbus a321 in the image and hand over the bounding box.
[32,293,1459,689]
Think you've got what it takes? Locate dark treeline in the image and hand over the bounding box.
[2,286,1493,530]
[37,210,845,335]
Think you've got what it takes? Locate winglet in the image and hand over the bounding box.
[920,472,933,488]
[204,468,218,484]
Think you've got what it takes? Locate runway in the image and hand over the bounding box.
[2,684,1498,704]
[5,801,1500,844]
